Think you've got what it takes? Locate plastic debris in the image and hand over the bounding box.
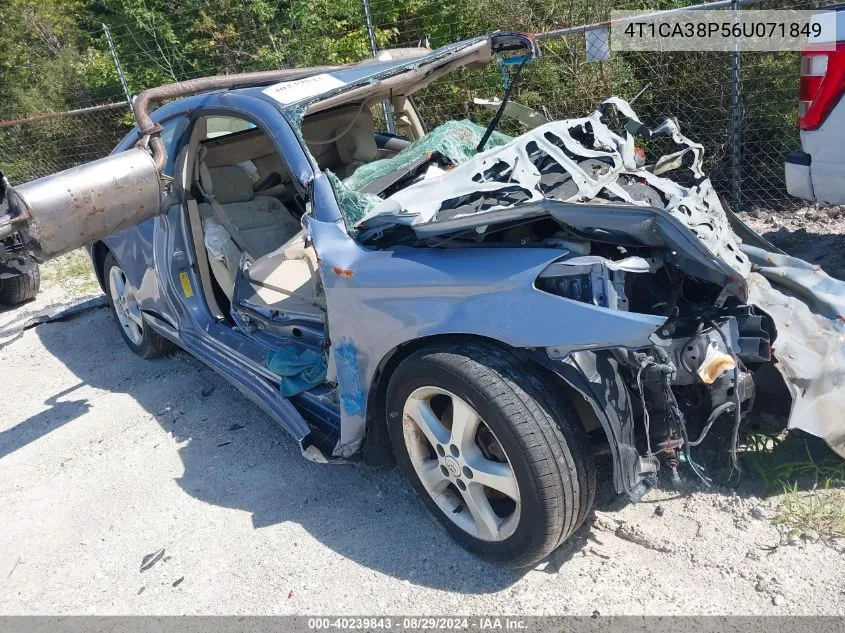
[202,218,237,265]
[139,548,165,572]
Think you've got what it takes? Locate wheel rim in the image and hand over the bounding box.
[108,265,144,345]
[402,386,521,542]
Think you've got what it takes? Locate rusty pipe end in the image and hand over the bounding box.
[131,66,343,179]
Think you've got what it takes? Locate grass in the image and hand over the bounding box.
[40,249,102,296]
[743,431,845,492]
[742,430,845,543]
[773,482,845,542]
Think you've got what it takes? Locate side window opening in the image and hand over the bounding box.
[186,114,305,308]
[113,115,186,176]
[204,116,256,139]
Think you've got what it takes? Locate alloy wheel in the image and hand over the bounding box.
[108,265,144,345]
[401,386,521,542]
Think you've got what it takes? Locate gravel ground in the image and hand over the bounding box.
[0,236,843,616]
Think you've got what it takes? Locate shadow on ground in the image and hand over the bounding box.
[17,305,844,590]
[0,382,90,459]
[758,227,845,281]
[24,307,527,592]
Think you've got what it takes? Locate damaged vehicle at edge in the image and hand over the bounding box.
[0,173,40,305]
[1,33,843,567]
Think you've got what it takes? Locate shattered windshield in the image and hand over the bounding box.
[332,120,513,223]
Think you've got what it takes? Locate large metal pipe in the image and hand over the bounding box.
[133,66,339,173]
[0,65,339,260]
[6,148,161,260]
[0,55,426,260]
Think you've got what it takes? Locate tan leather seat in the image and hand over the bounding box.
[196,112,377,308]
[197,165,301,299]
[301,107,379,176]
[238,230,325,317]
[335,122,379,177]
[197,165,301,257]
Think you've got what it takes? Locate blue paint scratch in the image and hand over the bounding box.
[334,337,365,416]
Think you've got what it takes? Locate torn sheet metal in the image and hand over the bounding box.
[743,245,845,457]
[347,98,844,458]
[0,294,108,342]
[357,98,751,280]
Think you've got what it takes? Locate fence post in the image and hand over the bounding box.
[729,0,742,212]
[103,23,134,114]
[361,0,396,134]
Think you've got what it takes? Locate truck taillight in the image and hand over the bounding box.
[799,44,845,131]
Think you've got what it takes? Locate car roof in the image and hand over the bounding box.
[148,32,537,124]
[149,36,488,123]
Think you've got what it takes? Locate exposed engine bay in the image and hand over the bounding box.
[334,97,845,487]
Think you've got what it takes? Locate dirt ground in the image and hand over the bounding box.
[0,233,843,616]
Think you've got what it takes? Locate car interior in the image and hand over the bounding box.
[174,102,419,326]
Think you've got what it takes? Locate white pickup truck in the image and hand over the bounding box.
[785,5,845,204]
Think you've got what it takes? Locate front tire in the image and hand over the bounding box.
[0,261,40,305]
[386,341,596,568]
[104,252,171,358]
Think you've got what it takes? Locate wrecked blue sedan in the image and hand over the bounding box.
[2,33,843,567]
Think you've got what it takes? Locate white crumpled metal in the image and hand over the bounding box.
[361,97,751,278]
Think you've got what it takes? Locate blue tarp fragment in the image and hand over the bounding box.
[266,343,327,397]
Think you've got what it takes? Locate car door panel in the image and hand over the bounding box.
[230,228,326,351]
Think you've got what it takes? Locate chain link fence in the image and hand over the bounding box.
[0,103,130,182]
[0,0,818,212]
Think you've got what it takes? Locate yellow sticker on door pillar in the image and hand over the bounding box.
[179,271,194,297]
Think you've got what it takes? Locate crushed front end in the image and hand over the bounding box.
[343,97,845,495]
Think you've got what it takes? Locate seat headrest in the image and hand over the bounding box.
[207,165,254,204]
[335,111,378,165]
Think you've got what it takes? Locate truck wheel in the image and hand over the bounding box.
[0,261,40,305]
[104,252,171,358]
[385,341,596,568]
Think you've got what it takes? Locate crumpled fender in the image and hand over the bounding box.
[309,174,667,457]
[536,349,658,496]
[743,245,845,457]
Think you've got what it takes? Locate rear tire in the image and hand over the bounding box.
[0,261,40,305]
[103,252,172,359]
[386,341,596,568]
